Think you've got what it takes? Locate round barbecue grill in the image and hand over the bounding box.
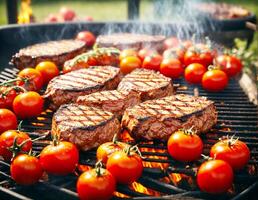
[0,22,257,200]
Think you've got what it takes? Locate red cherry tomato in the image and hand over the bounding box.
[0,130,32,161]
[167,130,203,162]
[120,56,141,74]
[106,150,143,184]
[119,49,138,60]
[202,69,228,92]
[17,68,43,91]
[0,87,19,109]
[197,159,234,194]
[184,63,206,84]
[163,47,185,64]
[39,141,79,175]
[163,37,180,49]
[13,91,44,119]
[138,48,154,61]
[77,167,116,200]
[35,61,59,85]
[215,55,242,77]
[59,7,76,21]
[142,54,162,71]
[160,58,184,78]
[210,139,250,171]
[0,108,17,133]
[76,31,96,47]
[10,154,43,185]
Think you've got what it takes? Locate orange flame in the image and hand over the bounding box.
[18,0,33,24]
[130,182,160,196]
[114,192,130,198]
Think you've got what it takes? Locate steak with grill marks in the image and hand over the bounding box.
[77,90,141,118]
[44,66,122,109]
[122,94,217,141]
[117,68,173,101]
[10,40,87,69]
[52,104,121,151]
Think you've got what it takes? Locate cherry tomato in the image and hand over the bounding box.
[197,159,234,194]
[59,7,76,21]
[119,49,138,60]
[10,154,43,185]
[202,69,228,92]
[138,48,154,61]
[184,45,214,67]
[160,58,184,78]
[39,141,79,175]
[210,139,250,171]
[120,56,141,74]
[167,130,203,162]
[17,68,43,91]
[163,47,185,64]
[97,141,129,164]
[163,37,180,49]
[76,31,96,47]
[184,63,206,84]
[0,87,19,109]
[0,109,17,133]
[0,130,32,161]
[77,167,116,200]
[215,55,242,77]
[35,61,59,85]
[13,91,44,119]
[142,54,162,71]
[106,150,143,184]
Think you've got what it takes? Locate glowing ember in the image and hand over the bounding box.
[130,182,160,196]
[120,130,135,143]
[18,0,34,24]
[114,192,130,198]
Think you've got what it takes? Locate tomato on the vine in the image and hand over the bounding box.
[0,87,19,109]
[106,149,143,184]
[0,130,32,161]
[77,167,116,200]
[215,55,242,77]
[35,61,59,85]
[76,31,96,47]
[0,108,17,133]
[39,141,79,175]
[10,154,43,185]
[210,138,250,171]
[167,129,203,162]
[13,91,44,119]
[202,69,228,92]
[17,68,43,91]
[97,141,129,164]
[197,159,234,194]
[120,56,141,74]
[142,54,162,71]
[160,58,184,78]
[184,63,206,84]
[119,49,138,60]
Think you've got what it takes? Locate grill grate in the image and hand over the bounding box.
[0,67,258,200]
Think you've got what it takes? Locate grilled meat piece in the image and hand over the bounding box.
[44,66,122,109]
[63,47,120,73]
[10,40,87,69]
[96,33,165,52]
[122,94,217,141]
[52,104,121,151]
[117,68,173,101]
[77,90,141,118]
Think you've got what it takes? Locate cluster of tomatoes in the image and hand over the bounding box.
[167,129,250,194]
[119,37,243,92]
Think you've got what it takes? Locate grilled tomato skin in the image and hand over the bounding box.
[77,168,116,200]
[120,56,141,74]
[39,141,79,175]
[119,49,138,60]
[184,63,206,84]
[0,108,17,133]
[35,61,59,85]
[160,58,184,79]
[10,154,43,185]
[197,159,234,194]
[0,130,32,161]
[106,151,143,184]
[210,139,250,171]
[0,87,19,109]
[167,130,203,162]
[215,55,242,77]
[76,31,96,47]
[202,69,228,92]
[142,54,162,71]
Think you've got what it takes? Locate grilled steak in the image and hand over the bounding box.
[10,40,87,69]
[44,66,122,109]
[122,94,217,141]
[96,33,165,52]
[77,90,141,118]
[117,68,173,101]
[52,104,121,151]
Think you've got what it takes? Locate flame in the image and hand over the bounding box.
[120,130,135,143]
[114,192,130,198]
[18,0,33,24]
[168,173,182,185]
[130,182,160,196]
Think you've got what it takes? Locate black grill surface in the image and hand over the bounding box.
[0,67,258,200]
